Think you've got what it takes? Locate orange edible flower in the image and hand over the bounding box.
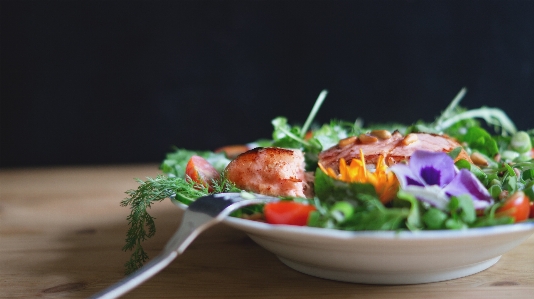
[318,149,399,204]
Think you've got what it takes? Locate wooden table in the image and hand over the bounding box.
[1,165,533,299]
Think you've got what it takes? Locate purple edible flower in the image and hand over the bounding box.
[390,150,493,210]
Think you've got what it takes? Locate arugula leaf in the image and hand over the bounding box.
[271,117,309,149]
[270,91,357,165]
[457,127,499,157]
[436,106,517,136]
[300,89,329,139]
[434,88,468,124]
[310,120,355,150]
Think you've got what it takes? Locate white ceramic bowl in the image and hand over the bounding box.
[172,199,534,284]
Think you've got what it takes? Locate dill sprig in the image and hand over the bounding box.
[121,173,240,275]
[121,175,184,275]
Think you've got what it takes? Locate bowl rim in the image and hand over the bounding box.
[170,197,534,240]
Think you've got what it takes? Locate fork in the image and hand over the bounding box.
[90,192,278,299]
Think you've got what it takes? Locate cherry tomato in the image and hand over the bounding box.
[214,144,249,159]
[530,201,534,219]
[304,131,314,140]
[495,191,530,222]
[185,155,220,191]
[264,201,316,226]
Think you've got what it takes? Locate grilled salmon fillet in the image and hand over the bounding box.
[318,131,470,171]
[225,147,313,198]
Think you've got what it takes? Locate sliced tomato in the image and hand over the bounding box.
[214,144,250,159]
[185,155,220,192]
[263,201,316,226]
[495,191,530,223]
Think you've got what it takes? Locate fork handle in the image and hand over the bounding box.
[89,194,276,299]
[90,212,211,299]
[90,251,178,299]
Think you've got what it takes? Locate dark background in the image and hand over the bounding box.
[1,0,533,168]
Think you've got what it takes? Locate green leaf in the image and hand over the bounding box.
[310,120,354,151]
[271,117,309,149]
[307,210,323,227]
[503,175,518,193]
[341,208,409,231]
[472,215,514,227]
[300,89,328,139]
[422,208,448,230]
[522,168,534,181]
[524,181,534,201]
[455,159,488,185]
[436,106,517,136]
[447,147,463,160]
[448,195,476,225]
[488,185,502,199]
[396,191,423,230]
[313,168,414,231]
[160,148,230,176]
[503,163,516,176]
[314,168,377,205]
[457,127,499,157]
[435,88,468,123]
[445,218,467,230]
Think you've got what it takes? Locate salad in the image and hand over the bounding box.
[121,88,534,274]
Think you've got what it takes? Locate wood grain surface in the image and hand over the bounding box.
[1,165,533,298]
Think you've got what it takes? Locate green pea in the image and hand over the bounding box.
[510,131,532,154]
